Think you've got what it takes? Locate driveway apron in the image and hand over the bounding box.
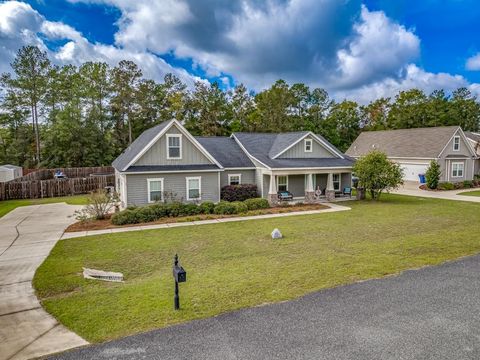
[0,204,88,360]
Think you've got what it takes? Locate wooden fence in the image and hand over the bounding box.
[15,166,114,182]
[0,175,115,200]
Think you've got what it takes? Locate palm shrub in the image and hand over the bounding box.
[425,160,441,189]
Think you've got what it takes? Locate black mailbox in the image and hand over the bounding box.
[173,265,186,283]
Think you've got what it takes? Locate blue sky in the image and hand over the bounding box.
[1,0,480,102]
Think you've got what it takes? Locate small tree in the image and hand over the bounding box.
[353,150,404,200]
[425,160,441,189]
[75,189,119,221]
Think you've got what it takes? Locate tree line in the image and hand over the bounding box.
[1,46,480,168]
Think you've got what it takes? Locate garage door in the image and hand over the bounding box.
[399,163,429,182]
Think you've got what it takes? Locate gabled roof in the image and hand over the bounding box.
[195,137,254,168]
[112,121,171,171]
[465,131,480,144]
[232,132,352,169]
[346,126,467,159]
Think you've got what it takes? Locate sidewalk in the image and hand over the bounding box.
[61,203,351,240]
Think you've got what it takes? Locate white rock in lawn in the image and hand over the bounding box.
[271,228,283,239]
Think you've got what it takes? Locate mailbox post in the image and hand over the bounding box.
[172,254,186,310]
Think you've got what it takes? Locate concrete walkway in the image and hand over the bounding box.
[393,182,480,203]
[61,203,351,240]
[0,204,88,360]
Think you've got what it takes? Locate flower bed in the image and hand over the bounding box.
[65,202,329,232]
[420,179,480,191]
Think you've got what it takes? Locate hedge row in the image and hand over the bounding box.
[437,180,480,191]
[111,198,270,225]
[221,184,258,202]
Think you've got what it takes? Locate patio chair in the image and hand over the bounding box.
[343,187,352,197]
[277,191,294,201]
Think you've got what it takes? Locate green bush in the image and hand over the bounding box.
[425,160,441,189]
[136,206,157,223]
[199,201,215,214]
[150,203,169,218]
[231,201,248,214]
[463,180,473,188]
[437,182,455,190]
[244,198,269,210]
[164,202,186,217]
[182,203,201,216]
[213,201,238,215]
[454,182,464,190]
[111,209,139,225]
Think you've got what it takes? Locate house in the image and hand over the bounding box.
[112,119,354,208]
[0,164,23,182]
[346,126,479,182]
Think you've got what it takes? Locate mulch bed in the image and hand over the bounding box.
[65,203,330,233]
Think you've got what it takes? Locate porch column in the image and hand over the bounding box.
[325,173,336,202]
[305,173,315,203]
[267,174,278,206]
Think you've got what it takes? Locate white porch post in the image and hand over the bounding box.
[305,173,315,203]
[306,174,314,192]
[267,174,278,206]
[325,173,336,201]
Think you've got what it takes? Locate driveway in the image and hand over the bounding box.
[393,181,480,202]
[0,204,88,360]
[50,254,480,360]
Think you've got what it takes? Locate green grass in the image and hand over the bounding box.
[458,190,480,197]
[0,195,88,218]
[34,194,480,342]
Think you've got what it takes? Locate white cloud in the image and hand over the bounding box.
[466,53,480,71]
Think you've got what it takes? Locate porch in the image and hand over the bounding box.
[263,171,353,205]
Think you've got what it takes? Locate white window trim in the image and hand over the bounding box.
[304,138,313,152]
[277,175,289,192]
[453,136,460,152]
[451,162,464,178]
[166,134,182,160]
[147,178,164,203]
[332,173,341,191]
[228,173,242,185]
[186,176,201,201]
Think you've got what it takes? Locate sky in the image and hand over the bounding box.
[1,0,480,103]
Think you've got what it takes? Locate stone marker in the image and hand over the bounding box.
[271,228,283,239]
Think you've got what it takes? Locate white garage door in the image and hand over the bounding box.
[399,163,429,182]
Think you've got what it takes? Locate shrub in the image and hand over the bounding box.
[75,189,119,221]
[463,180,473,188]
[437,182,455,190]
[150,203,169,218]
[111,209,140,225]
[164,202,186,217]
[213,201,239,215]
[244,198,269,210]
[199,201,215,214]
[136,206,157,223]
[231,201,248,214]
[221,184,258,202]
[425,160,441,189]
[454,182,464,190]
[182,203,201,216]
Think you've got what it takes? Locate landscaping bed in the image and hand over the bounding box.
[66,202,330,232]
[419,179,480,191]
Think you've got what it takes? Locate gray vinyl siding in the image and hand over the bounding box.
[316,174,327,191]
[126,172,220,206]
[341,173,352,189]
[220,170,256,187]
[263,174,270,198]
[288,175,304,197]
[438,129,476,181]
[255,169,264,197]
[278,137,335,158]
[135,125,214,166]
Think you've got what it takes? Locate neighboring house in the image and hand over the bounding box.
[346,126,479,182]
[0,164,23,182]
[465,131,480,175]
[112,119,354,208]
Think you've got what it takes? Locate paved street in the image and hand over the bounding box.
[0,204,88,360]
[51,254,480,360]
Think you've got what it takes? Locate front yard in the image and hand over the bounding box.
[34,194,480,343]
[458,190,480,197]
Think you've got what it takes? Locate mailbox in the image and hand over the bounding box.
[173,265,186,283]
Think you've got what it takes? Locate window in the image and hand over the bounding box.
[277,175,288,192]
[147,178,164,203]
[453,136,460,151]
[167,134,182,159]
[452,162,464,178]
[332,174,341,191]
[186,176,201,200]
[304,138,313,152]
[228,174,241,185]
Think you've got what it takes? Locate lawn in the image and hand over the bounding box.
[0,195,88,218]
[34,194,480,342]
[458,190,480,197]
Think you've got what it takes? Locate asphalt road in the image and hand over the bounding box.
[49,254,480,360]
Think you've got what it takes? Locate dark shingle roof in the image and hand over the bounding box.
[232,132,351,168]
[112,121,172,171]
[195,137,254,168]
[346,126,460,158]
[465,131,480,143]
[124,165,220,173]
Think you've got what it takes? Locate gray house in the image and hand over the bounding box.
[112,119,354,208]
[346,126,479,182]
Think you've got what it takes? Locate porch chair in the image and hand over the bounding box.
[343,187,352,197]
[277,191,294,201]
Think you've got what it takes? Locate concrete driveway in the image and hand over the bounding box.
[393,181,480,202]
[0,204,88,360]
[50,254,480,360]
